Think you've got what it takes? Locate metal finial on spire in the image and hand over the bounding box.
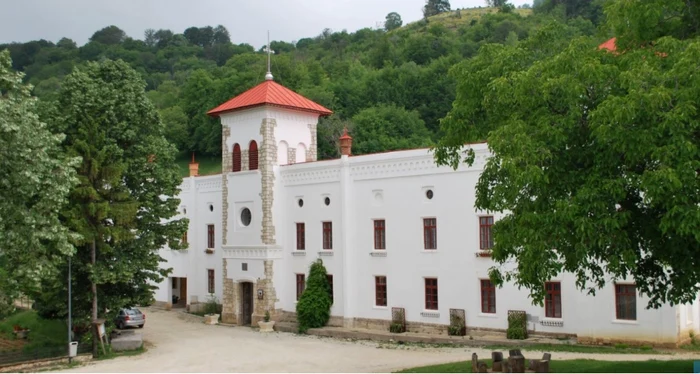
[265,30,273,81]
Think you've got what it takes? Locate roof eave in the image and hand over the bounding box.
[207,102,333,117]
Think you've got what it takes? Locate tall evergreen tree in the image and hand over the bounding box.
[46,59,187,349]
[423,0,451,18]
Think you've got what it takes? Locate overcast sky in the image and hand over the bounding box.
[1,0,532,48]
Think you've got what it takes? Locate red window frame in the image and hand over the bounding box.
[423,218,437,250]
[296,223,305,250]
[232,143,241,172]
[374,219,386,250]
[182,231,188,244]
[480,216,494,250]
[323,222,333,250]
[545,282,562,318]
[615,284,636,320]
[207,269,215,294]
[375,276,387,306]
[327,274,333,302]
[249,140,259,170]
[480,279,496,314]
[296,274,305,301]
[424,278,438,310]
[207,224,215,248]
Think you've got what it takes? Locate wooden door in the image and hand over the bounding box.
[180,278,188,306]
[241,282,253,325]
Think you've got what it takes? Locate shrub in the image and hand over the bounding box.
[506,311,527,340]
[390,322,405,333]
[204,294,220,315]
[296,259,332,333]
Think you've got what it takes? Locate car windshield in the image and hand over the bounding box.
[125,309,141,315]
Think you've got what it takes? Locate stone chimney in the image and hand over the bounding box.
[339,128,352,156]
[189,152,199,177]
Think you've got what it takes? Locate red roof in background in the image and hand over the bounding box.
[207,80,333,117]
[599,37,617,52]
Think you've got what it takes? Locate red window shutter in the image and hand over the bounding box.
[207,224,215,248]
[374,220,386,250]
[207,269,215,294]
[615,284,636,320]
[323,222,333,250]
[424,278,438,310]
[423,218,437,250]
[232,143,241,172]
[296,223,305,250]
[296,274,305,301]
[480,279,496,314]
[249,140,258,170]
[480,216,494,249]
[375,276,387,306]
[545,282,562,318]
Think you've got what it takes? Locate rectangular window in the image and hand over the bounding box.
[327,274,334,302]
[207,224,215,249]
[423,218,437,250]
[296,274,305,301]
[545,282,562,318]
[425,278,438,310]
[375,276,387,306]
[207,269,215,294]
[615,284,637,320]
[480,279,496,314]
[480,216,494,250]
[374,219,386,250]
[182,231,188,244]
[296,223,305,250]
[323,222,333,250]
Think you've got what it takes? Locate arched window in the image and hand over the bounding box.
[249,140,259,170]
[232,143,241,172]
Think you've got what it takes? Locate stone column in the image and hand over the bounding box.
[241,150,249,171]
[307,123,317,161]
[221,127,231,245]
[221,259,237,324]
[259,118,277,245]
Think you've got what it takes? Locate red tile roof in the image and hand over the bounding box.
[599,37,617,52]
[207,80,333,117]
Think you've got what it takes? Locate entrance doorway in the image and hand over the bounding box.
[240,282,253,325]
[171,277,187,308]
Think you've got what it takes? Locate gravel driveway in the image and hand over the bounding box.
[61,308,700,373]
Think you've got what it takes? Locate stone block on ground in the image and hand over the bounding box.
[509,355,525,373]
[111,331,143,352]
[502,360,512,373]
[492,351,503,371]
[536,360,550,373]
[509,349,522,357]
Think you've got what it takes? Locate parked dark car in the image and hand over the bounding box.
[114,308,145,329]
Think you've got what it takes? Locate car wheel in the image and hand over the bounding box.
[138,324,144,328]
[118,322,124,330]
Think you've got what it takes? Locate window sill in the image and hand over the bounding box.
[370,251,387,257]
[478,313,498,318]
[373,306,388,310]
[205,248,215,254]
[421,250,438,253]
[318,251,334,256]
[421,311,440,318]
[611,319,638,325]
[475,250,492,258]
[539,318,564,327]
[291,251,306,256]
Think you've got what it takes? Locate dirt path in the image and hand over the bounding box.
[60,308,700,373]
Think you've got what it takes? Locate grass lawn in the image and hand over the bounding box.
[397,359,696,373]
[0,310,67,351]
[482,343,663,355]
[175,151,221,177]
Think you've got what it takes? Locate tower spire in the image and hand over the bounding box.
[265,30,273,81]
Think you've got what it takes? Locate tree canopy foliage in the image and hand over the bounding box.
[435,0,700,308]
[385,12,403,31]
[0,50,78,313]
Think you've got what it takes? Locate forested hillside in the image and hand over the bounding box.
[1,0,606,175]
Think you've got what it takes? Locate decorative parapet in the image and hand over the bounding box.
[318,251,334,257]
[421,311,440,318]
[539,319,564,327]
[370,251,387,257]
[222,245,283,260]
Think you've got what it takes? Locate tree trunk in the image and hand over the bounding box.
[91,240,98,358]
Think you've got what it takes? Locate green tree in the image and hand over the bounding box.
[351,104,432,155]
[423,0,451,18]
[89,25,127,45]
[486,0,507,7]
[47,59,186,344]
[434,19,700,308]
[0,50,79,311]
[296,259,332,333]
[385,12,403,31]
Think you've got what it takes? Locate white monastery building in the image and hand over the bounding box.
[153,69,699,348]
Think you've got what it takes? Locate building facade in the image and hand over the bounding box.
[153,77,699,347]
